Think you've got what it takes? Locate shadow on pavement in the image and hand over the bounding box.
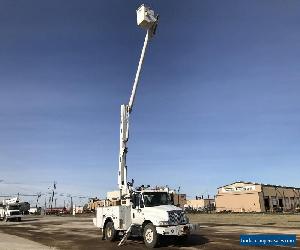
[124,234,209,248]
[159,234,209,248]
[20,218,40,222]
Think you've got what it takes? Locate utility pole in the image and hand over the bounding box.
[36,192,41,208]
[44,197,47,215]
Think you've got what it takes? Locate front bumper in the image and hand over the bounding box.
[7,215,22,219]
[156,224,195,236]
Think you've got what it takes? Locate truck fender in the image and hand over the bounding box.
[142,220,153,231]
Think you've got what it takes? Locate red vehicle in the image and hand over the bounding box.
[45,207,69,215]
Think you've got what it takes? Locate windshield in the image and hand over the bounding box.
[143,192,171,207]
[8,205,19,210]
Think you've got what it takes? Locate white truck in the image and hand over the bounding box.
[94,188,192,248]
[93,5,194,248]
[0,198,22,222]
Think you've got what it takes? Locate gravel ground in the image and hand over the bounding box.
[0,231,57,250]
[0,214,299,249]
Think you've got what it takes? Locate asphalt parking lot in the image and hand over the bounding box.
[0,214,299,249]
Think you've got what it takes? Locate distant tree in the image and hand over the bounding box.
[19,202,30,214]
[83,203,88,211]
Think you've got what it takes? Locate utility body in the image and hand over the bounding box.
[93,5,194,248]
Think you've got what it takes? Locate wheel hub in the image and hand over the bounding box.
[107,228,112,238]
[145,228,153,243]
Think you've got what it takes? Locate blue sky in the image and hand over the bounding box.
[0,0,299,205]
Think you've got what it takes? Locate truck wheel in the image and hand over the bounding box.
[105,222,117,241]
[143,223,158,248]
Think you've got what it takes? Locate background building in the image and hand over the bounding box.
[216,181,300,212]
[185,196,215,211]
[172,193,187,208]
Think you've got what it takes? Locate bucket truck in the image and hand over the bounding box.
[0,197,22,222]
[93,5,194,248]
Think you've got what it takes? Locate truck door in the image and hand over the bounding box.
[131,193,144,225]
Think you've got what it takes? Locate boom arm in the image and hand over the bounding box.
[118,30,150,197]
[118,6,158,197]
[128,30,150,112]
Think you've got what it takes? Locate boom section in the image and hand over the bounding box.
[118,5,158,197]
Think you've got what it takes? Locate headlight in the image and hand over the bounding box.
[158,221,169,226]
[183,213,189,223]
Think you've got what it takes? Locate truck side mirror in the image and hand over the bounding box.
[131,194,136,209]
[170,193,174,205]
[132,194,141,209]
[139,196,144,208]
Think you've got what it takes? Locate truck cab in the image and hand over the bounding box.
[132,190,189,226]
[132,190,190,243]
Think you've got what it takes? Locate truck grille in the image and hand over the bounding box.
[168,210,185,225]
[10,211,20,216]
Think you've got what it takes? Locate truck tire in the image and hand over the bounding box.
[143,223,158,248]
[105,222,117,241]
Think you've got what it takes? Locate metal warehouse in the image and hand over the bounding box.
[216,181,300,212]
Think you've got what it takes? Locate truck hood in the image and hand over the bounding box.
[142,205,183,224]
[144,205,182,212]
